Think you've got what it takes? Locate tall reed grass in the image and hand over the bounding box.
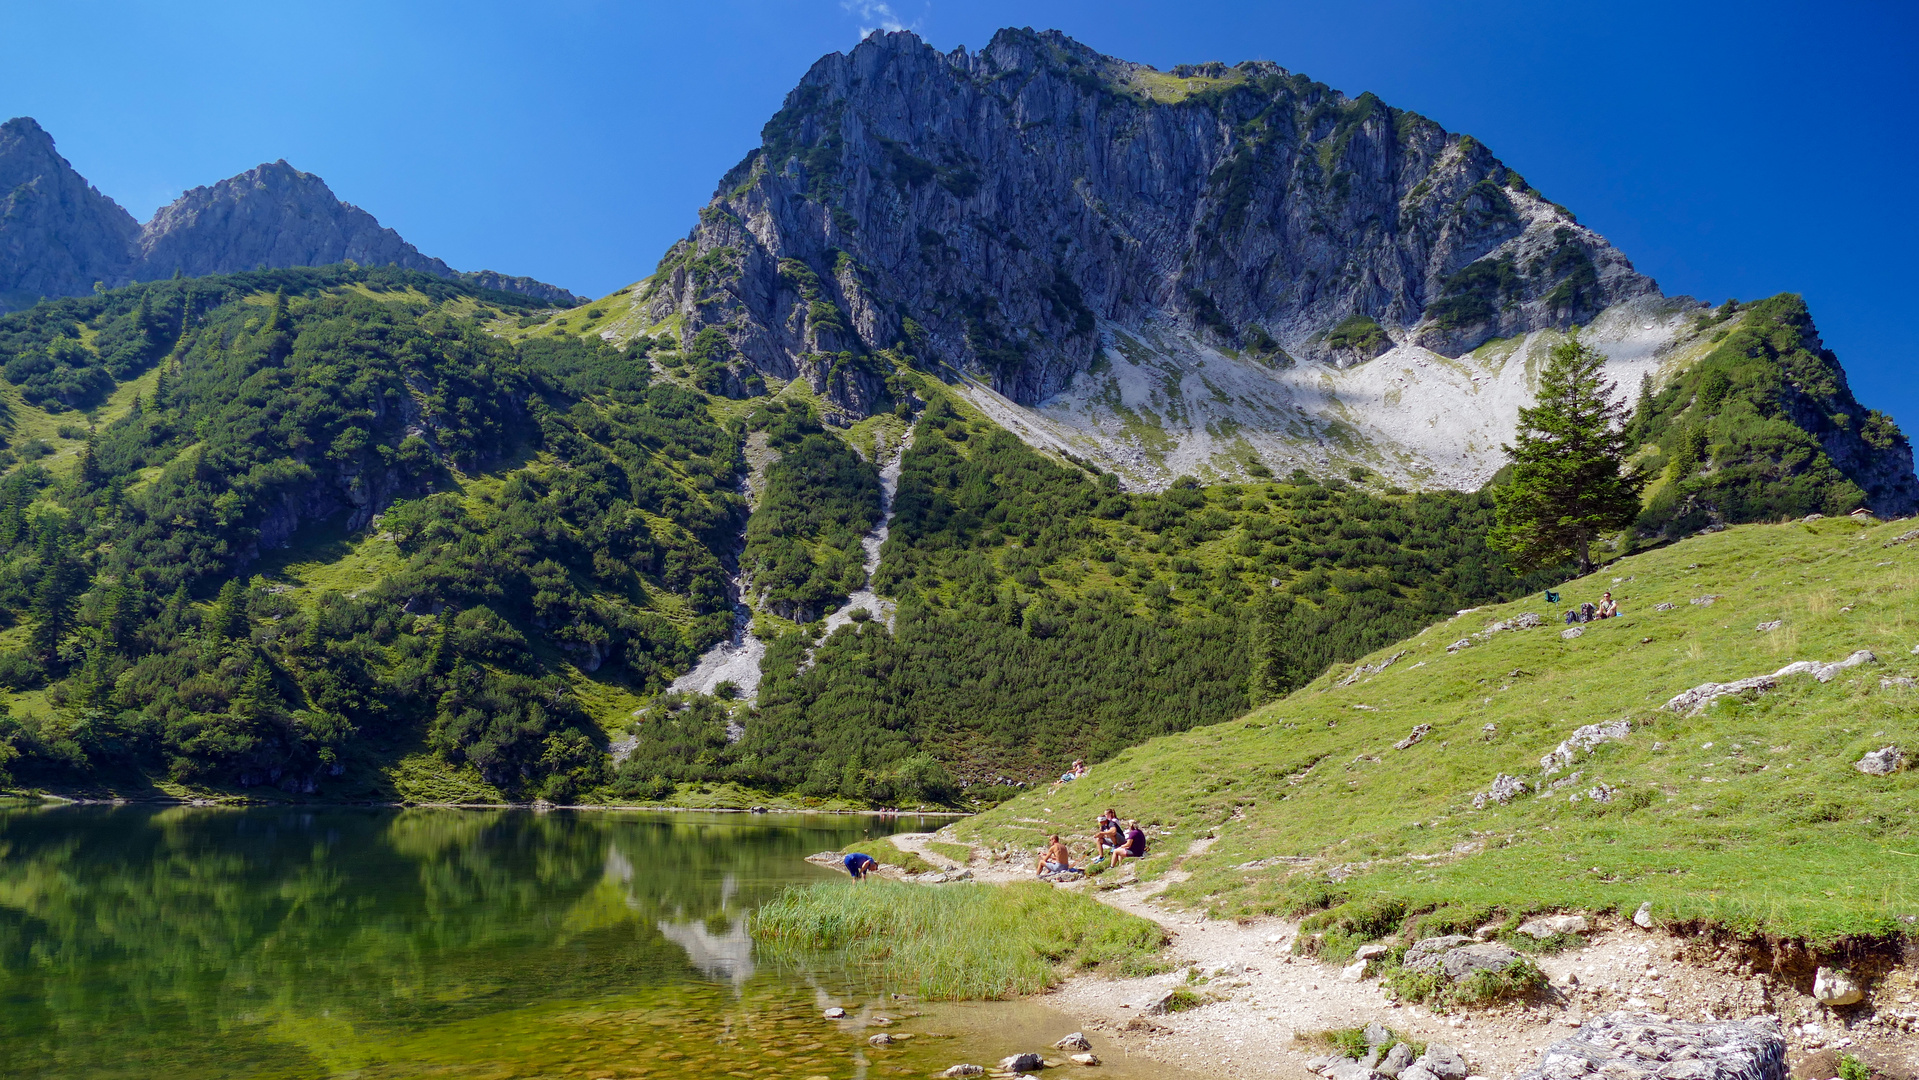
[750,881,1166,999]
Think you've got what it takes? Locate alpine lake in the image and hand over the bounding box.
[0,803,1193,1079]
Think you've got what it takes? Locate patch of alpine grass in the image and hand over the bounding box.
[750,880,1166,999]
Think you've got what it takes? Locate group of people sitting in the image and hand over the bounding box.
[1563,590,1620,625]
[1034,808,1148,877]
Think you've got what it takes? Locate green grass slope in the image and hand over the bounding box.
[958,515,1919,942]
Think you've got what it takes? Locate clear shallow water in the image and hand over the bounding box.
[0,804,1200,1079]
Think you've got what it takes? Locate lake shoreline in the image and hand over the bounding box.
[10,790,973,815]
[883,832,1919,1080]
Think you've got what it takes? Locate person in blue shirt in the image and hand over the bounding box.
[843,852,879,881]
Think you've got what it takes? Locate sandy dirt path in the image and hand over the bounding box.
[883,832,1919,1080]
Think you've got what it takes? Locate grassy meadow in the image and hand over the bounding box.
[957,516,1919,944]
[750,880,1167,998]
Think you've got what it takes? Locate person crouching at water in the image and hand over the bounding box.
[1035,835,1076,876]
[843,853,879,881]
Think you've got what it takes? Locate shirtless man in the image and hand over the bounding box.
[1035,835,1075,876]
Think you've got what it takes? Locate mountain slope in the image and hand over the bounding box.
[0,118,582,309]
[0,118,140,311]
[955,515,1919,942]
[602,29,1913,513]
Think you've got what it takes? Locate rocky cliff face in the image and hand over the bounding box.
[134,160,454,282]
[641,29,1657,408]
[0,118,583,310]
[0,118,140,310]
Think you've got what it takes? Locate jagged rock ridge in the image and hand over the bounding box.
[641,28,1656,408]
[0,118,141,311]
[0,117,583,310]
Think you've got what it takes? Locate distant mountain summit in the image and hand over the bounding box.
[0,118,141,310]
[640,28,1655,408]
[0,117,582,310]
[133,160,453,282]
[630,29,1911,517]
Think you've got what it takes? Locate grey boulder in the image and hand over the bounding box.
[1813,966,1864,1006]
[1439,943,1524,981]
[1509,1012,1784,1080]
[999,1052,1044,1071]
[1378,1042,1415,1078]
[939,1067,985,1078]
[1516,914,1589,939]
[1403,935,1476,970]
[1054,1031,1091,1050]
[1412,1042,1469,1080]
[1855,745,1906,776]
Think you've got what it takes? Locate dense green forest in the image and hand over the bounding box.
[0,267,743,800]
[0,271,1882,806]
[619,398,1560,802]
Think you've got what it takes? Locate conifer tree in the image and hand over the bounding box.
[1490,337,1645,574]
[29,526,78,659]
[211,579,249,641]
[77,433,102,487]
[234,659,282,724]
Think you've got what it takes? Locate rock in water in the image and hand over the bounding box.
[1813,966,1864,1005]
[1510,1012,1785,1080]
[868,1033,895,1046]
[1070,1052,1101,1065]
[998,1052,1044,1071]
[1854,745,1906,776]
[1053,1032,1091,1050]
[939,1066,985,1078]
[823,1006,846,1019]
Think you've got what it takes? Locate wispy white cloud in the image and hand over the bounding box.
[840,0,920,40]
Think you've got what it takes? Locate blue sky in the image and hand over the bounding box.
[7,1,1916,430]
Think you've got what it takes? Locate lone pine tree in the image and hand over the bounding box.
[1490,337,1644,574]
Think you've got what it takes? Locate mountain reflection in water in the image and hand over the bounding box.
[0,802,923,1079]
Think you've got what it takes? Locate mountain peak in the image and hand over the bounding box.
[0,116,140,310]
[135,159,452,282]
[642,29,1657,416]
[0,119,584,309]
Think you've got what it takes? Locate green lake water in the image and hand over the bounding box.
[0,804,1188,1079]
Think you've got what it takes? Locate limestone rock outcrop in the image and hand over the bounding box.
[1511,1012,1785,1080]
[641,29,1657,409]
